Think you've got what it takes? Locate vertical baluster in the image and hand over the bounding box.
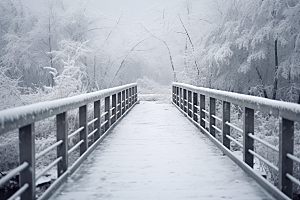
[57,112,68,177]
[177,87,179,106]
[200,94,205,128]
[243,107,254,167]
[117,92,121,119]
[105,96,111,132]
[180,88,183,110]
[135,85,138,103]
[94,100,101,140]
[279,118,294,198]
[132,87,135,104]
[209,97,216,137]
[188,91,192,117]
[126,89,129,111]
[112,94,117,124]
[19,124,35,200]
[131,87,135,104]
[183,89,187,113]
[193,92,198,122]
[222,101,230,149]
[129,88,132,108]
[122,90,125,115]
[79,105,88,155]
[173,86,175,103]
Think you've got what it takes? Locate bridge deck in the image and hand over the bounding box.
[51,102,273,200]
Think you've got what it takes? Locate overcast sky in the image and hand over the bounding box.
[20,0,185,25]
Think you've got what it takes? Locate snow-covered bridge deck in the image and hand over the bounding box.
[50,102,273,200]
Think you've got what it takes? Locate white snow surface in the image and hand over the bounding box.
[51,102,273,200]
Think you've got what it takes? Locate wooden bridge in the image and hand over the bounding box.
[0,83,299,200]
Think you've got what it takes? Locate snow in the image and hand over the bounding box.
[50,102,273,200]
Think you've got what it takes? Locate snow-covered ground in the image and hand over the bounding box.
[50,102,273,200]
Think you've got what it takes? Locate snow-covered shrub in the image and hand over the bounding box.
[0,66,23,110]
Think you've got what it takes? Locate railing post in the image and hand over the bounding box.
[105,96,111,132]
[193,92,198,122]
[122,90,125,115]
[222,101,230,149]
[117,92,121,119]
[243,107,254,167]
[180,88,183,110]
[279,118,294,198]
[209,97,216,137]
[129,87,132,108]
[200,94,205,128]
[79,105,88,155]
[188,91,192,118]
[132,87,135,104]
[19,124,35,200]
[135,85,138,102]
[57,112,68,177]
[183,89,187,113]
[126,89,129,111]
[173,86,176,103]
[94,100,101,140]
[112,94,117,124]
[176,87,179,106]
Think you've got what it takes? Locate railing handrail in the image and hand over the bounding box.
[0,83,138,200]
[172,82,299,200]
[173,82,300,121]
[0,83,137,134]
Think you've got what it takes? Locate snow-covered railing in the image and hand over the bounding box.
[172,82,300,200]
[0,83,138,200]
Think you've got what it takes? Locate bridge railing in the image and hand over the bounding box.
[0,83,138,200]
[172,82,300,200]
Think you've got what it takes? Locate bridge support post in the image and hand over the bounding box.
[222,101,230,149]
[117,92,121,119]
[79,105,88,155]
[193,92,198,123]
[94,100,101,139]
[279,118,294,198]
[243,107,254,168]
[209,98,215,137]
[188,91,192,118]
[57,112,68,177]
[200,94,205,128]
[19,124,35,200]
[105,96,111,132]
[112,94,117,124]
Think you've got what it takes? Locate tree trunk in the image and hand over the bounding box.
[272,39,279,100]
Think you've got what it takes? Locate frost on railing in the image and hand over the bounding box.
[172,82,300,200]
[0,83,138,200]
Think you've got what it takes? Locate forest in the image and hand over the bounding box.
[1,0,300,198]
[1,0,300,111]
